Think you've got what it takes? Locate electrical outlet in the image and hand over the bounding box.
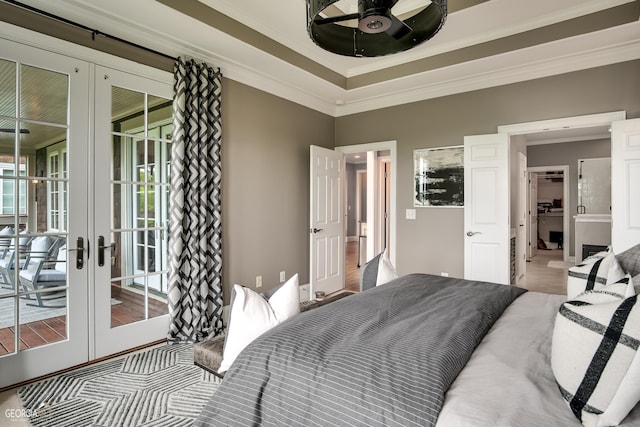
[441,272,449,277]
[256,275,262,288]
[280,271,286,283]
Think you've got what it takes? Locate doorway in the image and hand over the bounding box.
[337,141,397,292]
[527,166,570,260]
[464,111,625,287]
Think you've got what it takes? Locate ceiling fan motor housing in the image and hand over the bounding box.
[358,0,393,34]
[307,0,447,57]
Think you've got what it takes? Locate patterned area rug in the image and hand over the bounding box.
[18,344,220,426]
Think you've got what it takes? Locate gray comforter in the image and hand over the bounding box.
[196,274,526,426]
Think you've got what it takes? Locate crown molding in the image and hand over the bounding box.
[3,1,639,119]
[334,22,640,116]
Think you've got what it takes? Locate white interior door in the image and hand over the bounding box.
[464,134,510,284]
[310,145,344,296]
[93,66,172,357]
[517,152,527,282]
[611,118,640,253]
[528,172,538,259]
[0,39,90,387]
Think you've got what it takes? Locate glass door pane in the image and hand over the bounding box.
[94,66,172,357]
[0,39,90,388]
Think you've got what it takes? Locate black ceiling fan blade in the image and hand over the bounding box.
[314,13,361,26]
[386,14,412,39]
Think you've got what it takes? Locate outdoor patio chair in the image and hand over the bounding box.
[19,237,67,308]
[0,230,33,289]
[0,226,14,258]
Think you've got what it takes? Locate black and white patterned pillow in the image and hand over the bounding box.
[567,250,626,299]
[552,276,640,427]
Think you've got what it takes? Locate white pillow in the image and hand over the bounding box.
[567,250,626,299]
[552,276,640,427]
[218,273,300,373]
[376,250,398,286]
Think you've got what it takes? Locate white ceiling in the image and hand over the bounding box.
[9,0,640,117]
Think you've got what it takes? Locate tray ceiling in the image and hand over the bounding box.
[3,0,640,116]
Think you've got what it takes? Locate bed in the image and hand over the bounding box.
[195,250,640,426]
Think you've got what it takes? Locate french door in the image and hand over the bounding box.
[93,66,172,357]
[0,39,173,386]
[0,39,90,387]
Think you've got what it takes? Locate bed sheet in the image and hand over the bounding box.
[437,291,640,426]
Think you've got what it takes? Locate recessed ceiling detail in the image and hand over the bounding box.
[1,0,638,117]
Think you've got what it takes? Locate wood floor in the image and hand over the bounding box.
[344,241,568,295]
[516,249,568,295]
[345,241,361,293]
[0,285,167,355]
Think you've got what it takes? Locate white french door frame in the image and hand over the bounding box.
[0,20,173,386]
[0,37,90,388]
[93,65,172,359]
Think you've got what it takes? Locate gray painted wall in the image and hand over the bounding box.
[222,79,334,302]
[335,60,640,278]
[527,138,611,257]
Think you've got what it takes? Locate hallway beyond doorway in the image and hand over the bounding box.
[517,249,567,295]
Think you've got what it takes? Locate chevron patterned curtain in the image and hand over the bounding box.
[167,57,224,343]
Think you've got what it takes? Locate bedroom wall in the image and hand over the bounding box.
[222,79,334,301]
[527,138,611,257]
[335,60,640,279]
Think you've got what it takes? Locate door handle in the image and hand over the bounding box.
[98,235,116,267]
[67,237,84,269]
[310,228,323,234]
[466,231,482,237]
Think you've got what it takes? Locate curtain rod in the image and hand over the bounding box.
[2,0,177,62]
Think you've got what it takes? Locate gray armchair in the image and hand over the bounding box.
[19,237,67,308]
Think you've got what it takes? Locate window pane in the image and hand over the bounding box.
[20,65,68,124]
[148,273,168,319]
[112,87,144,134]
[0,296,17,356]
[148,95,171,134]
[0,59,17,118]
[110,278,144,327]
[0,120,16,169]
[1,174,14,215]
[20,123,66,164]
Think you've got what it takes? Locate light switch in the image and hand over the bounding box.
[406,209,416,220]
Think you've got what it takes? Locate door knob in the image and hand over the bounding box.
[67,237,84,269]
[310,228,323,234]
[98,235,116,267]
[466,231,482,237]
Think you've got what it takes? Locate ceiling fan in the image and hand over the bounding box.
[307,0,447,57]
